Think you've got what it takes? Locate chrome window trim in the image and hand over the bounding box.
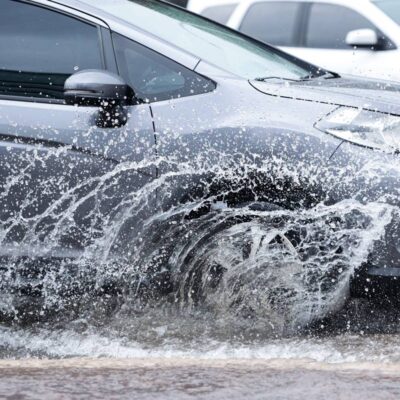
[24,0,109,28]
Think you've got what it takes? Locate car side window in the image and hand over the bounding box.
[201,4,237,24]
[112,33,215,103]
[0,0,103,101]
[239,2,302,47]
[306,4,376,49]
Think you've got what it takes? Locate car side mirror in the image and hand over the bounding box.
[345,29,379,49]
[64,69,134,128]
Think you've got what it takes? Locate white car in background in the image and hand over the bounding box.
[188,0,400,81]
[187,0,240,23]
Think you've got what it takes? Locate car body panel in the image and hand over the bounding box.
[0,100,156,163]
[250,76,400,115]
[0,98,157,253]
[152,77,340,159]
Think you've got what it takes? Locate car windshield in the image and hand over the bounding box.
[373,0,400,25]
[80,0,315,80]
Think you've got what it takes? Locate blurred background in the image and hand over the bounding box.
[167,0,188,7]
[166,0,400,82]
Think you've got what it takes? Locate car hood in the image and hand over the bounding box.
[250,75,400,115]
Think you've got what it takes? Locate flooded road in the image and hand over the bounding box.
[1,116,400,399]
[2,320,400,399]
[1,357,400,400]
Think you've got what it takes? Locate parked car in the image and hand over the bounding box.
[187,0,239,23]
[2,0,400,318]
[188,0,400,82]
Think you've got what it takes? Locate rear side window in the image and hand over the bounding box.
[0,0,103,100]
[373,0,400,25]
[201,4,237,24]
[306,4,375,49]
[113,33,215,103]
[239,2,302,46]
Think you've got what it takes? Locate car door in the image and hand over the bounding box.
[0,1,157,257]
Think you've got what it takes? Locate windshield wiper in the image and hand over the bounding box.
[254,76,301,82]
[255,70,341,83]
[304,70,341,80]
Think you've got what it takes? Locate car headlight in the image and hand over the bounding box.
[315,107,400,152]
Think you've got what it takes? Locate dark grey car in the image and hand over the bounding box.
[1,0,400,325]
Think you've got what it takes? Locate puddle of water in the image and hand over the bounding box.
[2,322,400,362]
[1,358,400,400]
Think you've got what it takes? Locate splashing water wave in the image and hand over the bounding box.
[0,147,397,355]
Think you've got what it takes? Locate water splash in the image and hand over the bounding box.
[0,140,396,352]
